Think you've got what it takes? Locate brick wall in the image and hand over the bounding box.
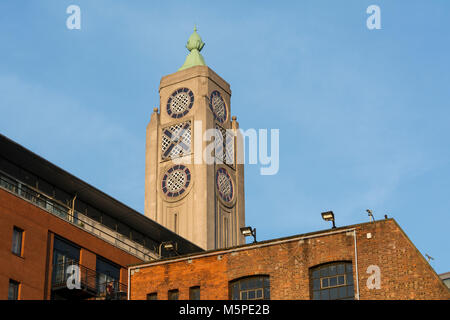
[129,219,450,300]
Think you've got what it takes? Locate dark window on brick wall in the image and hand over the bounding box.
[146,292,157,300]
[189,286,200,300]
[168,289,179,300]
[310,262,354,300]
[11,227,23,256]
[229,276,270,300]
[8,280,20,300]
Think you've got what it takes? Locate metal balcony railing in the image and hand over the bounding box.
[0,171,158,261]
[52,261,127,300]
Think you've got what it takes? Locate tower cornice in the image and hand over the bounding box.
[159,65,231,96]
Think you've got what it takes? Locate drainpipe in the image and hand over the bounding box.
[127,267,130,300]
[353,230,360,300]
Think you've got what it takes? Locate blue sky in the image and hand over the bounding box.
[0,1,449,273]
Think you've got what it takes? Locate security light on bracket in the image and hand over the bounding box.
[321,211,336,229]
[240,226,257,243]
[158,241,178,257]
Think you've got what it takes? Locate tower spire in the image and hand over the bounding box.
[178,26,206,71]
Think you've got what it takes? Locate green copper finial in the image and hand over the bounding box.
[178,26,206,71]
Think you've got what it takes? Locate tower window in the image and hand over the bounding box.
[229,276,270,300]
[166,87,194,118]
[310,262,354,300]
[215,125,234,166]
[161,165,191,197]
[161,121,192,161]
[209,90,227,123]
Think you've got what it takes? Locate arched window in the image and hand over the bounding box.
[229,276,270,300]
[310,262,354,300]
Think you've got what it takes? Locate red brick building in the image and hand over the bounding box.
[128,219,450,300]
[0,134,201,300]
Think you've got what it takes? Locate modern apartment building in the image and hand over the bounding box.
[0,134,202,300]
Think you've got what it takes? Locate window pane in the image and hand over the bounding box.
[347,285,355,297]
[313,290,320,300]
[96,257,120,280]
[102,214,117,231]
[8,280,19,300]
[264,287,270,300]
[12,228,23,255]
[337,264,345,275]
[87,206,102,223]
[248,290,255,299]
[337,275,345,285]
[338,286,347,298]
[346,263,353,273]
[313,279,320,290]
[347,273,354,285]
[131,230,144,246]
[146,293,157,300]
[322,278,329,288]
[320,267,328,277]
[256,289,263,299]
[329,277,337,287]
[248,278,257,289]
[329,265,337,276]
[53,237,80,262]
[74,199,87,214]
[189,287,200,300]
[321,289,329,300]
[117,223,131,238]
[330,287,338,300]
[54,187,71,206]
[241,291,247,300]
[312,270,319,279]
[168,290,179,300]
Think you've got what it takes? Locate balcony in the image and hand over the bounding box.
[0,172,159,261]
[52,261,127,300]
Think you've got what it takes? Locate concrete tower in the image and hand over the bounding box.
[144,28,245,250]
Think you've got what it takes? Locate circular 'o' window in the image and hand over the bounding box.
[161,165,191,197]
[167,88,194,118]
